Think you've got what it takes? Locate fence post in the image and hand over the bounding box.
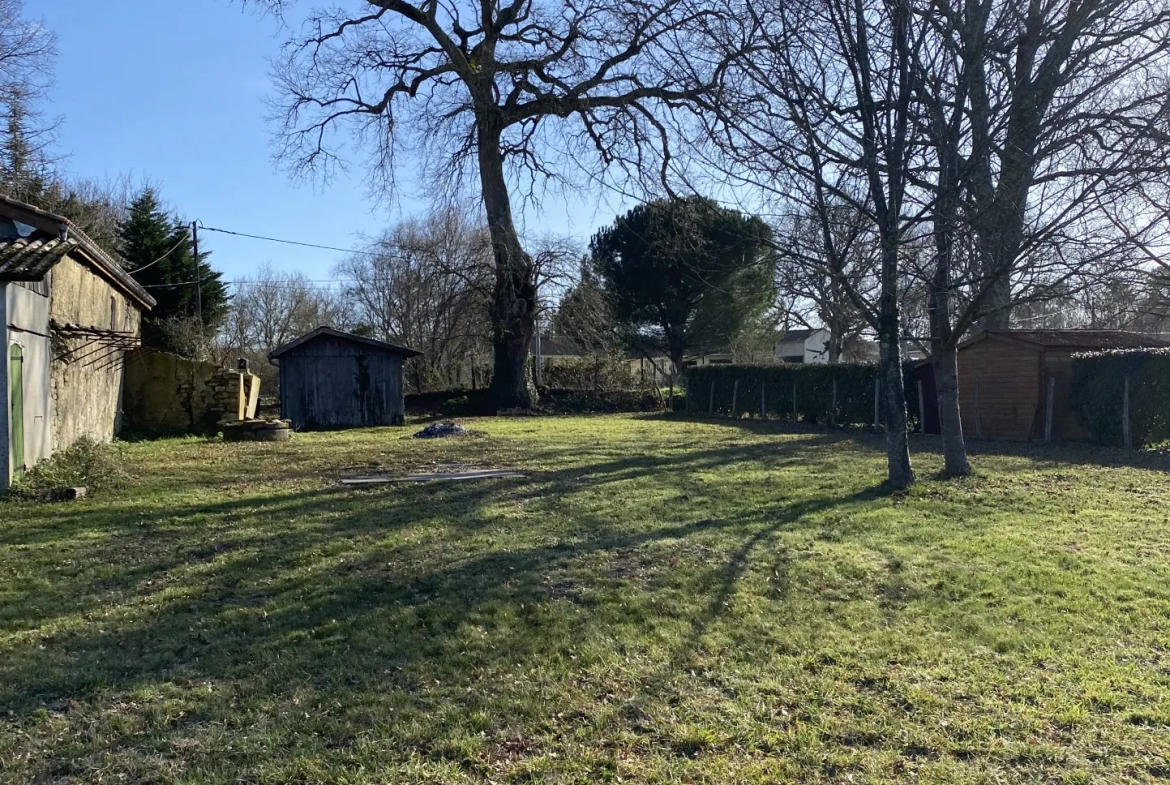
[792,383,797,421]
[731,379,739,419]
[1044,376,1055,444]
[1123,374,1132,453]
[708,380,715,416]
[917,380,925,434]
[873,377,881,431]
[831,378,838,428]
[760,382,766,419]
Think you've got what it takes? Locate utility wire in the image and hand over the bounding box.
[128,233,192,275]
[198,224,382,257]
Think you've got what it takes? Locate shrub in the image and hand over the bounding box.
[536,388,664,414]
[540,355,639,392]
[8,438,130,500]
[1071,348,1170,448]
[686,362,921,429]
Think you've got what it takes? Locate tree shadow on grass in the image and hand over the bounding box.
[0,437,886,726]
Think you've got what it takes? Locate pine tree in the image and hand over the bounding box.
[121,188,228,354]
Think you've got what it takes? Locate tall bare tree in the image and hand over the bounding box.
[774,205,878,363]
[706,0,924,488]
[0,0,59,199]
[906,0,1170,475]
[218,264,350,390]
[335,210,494,391]
[257,0,741,409]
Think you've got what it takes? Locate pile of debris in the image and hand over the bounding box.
[413,421,474,439]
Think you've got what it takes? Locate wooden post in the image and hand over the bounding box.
[873,377,881,431]
[1044,376,1055,444]
[731,379,739,419]
[831,378,838,428]
[1123,375,1132,452]
[974,380,983,439]
[760,383,766,419]
[708,380,715,416]
[917,380,925,434]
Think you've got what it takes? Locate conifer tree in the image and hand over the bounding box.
[121,188,228,353]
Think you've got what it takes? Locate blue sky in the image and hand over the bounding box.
[38,0,622,288]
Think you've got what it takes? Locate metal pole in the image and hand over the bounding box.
[731,380,739,419]
[708,380,715,416]
[873,377,881,430]
[760,382,766,419]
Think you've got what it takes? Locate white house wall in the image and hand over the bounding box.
[804,329,831,363]
[1,285,7,490]
[6,280,53,484]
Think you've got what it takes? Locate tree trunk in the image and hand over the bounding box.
[477,116,537,411]
[877,278,914,490]
[932,345,969,476]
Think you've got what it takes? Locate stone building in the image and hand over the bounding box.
[0,195,156,488]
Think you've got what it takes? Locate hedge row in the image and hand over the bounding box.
[404,387,667,417]
[686,363,922,428]
[1070,348,1170,448]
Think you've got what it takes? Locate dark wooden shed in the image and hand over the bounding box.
[917,329,1167,441]
[269,327,422,430]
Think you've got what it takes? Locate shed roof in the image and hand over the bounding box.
[777,328,820,344]
[534,335,587,357]
[960,329,1169,351]
[0,194,156,309]
[0,235,77,278]
[269,326,423,360]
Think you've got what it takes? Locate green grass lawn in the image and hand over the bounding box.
[2,415,1169,784]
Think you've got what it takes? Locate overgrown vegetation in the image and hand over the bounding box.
[1071,348,1170,448]
[2,417,1169,783]
[6,437,129,500]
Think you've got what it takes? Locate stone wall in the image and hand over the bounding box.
[123,350,260,434]
[50,255,145,451]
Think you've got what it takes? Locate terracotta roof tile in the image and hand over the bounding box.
[0,235,79,279]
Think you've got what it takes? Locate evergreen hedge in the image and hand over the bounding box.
[1070,348,1170,448]
[686,363,922,428]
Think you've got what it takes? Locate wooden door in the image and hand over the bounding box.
[9,344,24,477]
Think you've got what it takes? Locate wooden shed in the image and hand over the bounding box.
[269,327,422,430]
[918,329,1168,441]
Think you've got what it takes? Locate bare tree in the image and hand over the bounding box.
[953,0,1170,329]
[256,0,742,410]
[774,205,878,363]
[218,265,349,391]
[0,0,59,198]
[335,209,495,392]
[905,0,1170,475]
[706,0,924,488]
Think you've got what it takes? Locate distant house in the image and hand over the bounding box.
[533,335,586,363]
[917,329,1168,440]
[0,195,156,488]
[270,327,422,430]
[775,328,831,364]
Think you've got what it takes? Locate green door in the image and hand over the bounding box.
[9,344,23,478]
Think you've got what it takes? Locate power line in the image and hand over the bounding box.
[198,224,383,257]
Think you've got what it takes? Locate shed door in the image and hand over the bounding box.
[9,344,24,477]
